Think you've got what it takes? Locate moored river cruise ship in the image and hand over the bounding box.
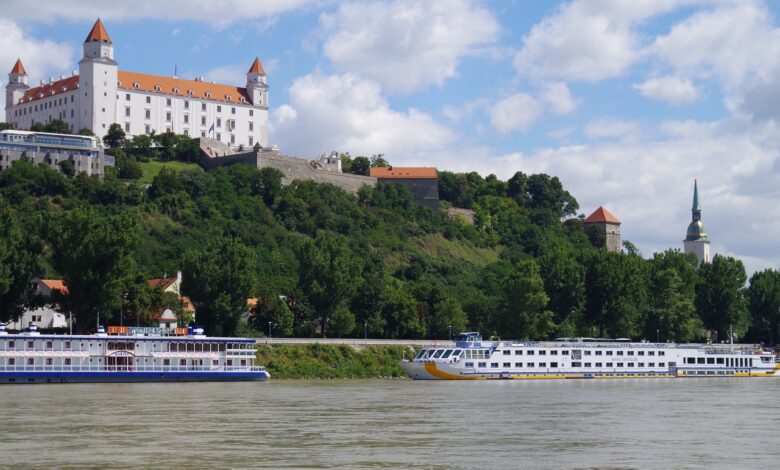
[0,324,269,384]
[401,332,780,380]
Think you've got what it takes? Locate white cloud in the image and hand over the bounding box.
[540,81,578,114]
[585,118,639,140]
[489,93,543,135]
[634,76,699,104]
[1,0,310,27]
[270,73,454,158]
[319,0,499,94]
[0,18,74,118]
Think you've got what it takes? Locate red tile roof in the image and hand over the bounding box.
[85,19,111,43]
[20,76,79,104]
[11,59,26,74]
[148,275,177,291]
[583,206,621,224]
[247,57,266,75]
[39,279,69,295]
[117,70,251,104]
[370,167,438,179]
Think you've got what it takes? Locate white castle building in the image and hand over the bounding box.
[5,19,269,149]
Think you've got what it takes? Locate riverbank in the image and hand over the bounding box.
[255,343,417,379]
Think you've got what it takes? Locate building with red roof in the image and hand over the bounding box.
[5,19,269,150]
[583,206,622,252]
[369,166,440,209]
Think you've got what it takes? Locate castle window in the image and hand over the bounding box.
[201,116,206,126]
[206,92,212,99]
[248,136,253,146]
[183,129,189,137]
[126,93,130,101]
[216,105,221,112]
[70,95,74,103]
[188,89,194,96]
[225,95,231,101]
[146,96,151,104]
[239,97,245,103]
[184,101,189,109]
[249,110,253,117]
[125,107,131,117]
[155,85,162,91]
[201,131,206,137]
[249,122,253,131]
[216,118,221,128]
[230,134,235,144]
[216,133,221,141]
[145,109,150,119]
[166,98,172,107]
[173,88,180,94]
[166,112,171,122]
[124,122,130,132]
[231,107,236,114]
[134,82,140,89]
[201,103,206,111]
[145,124,150,134]
[183,114,189,124]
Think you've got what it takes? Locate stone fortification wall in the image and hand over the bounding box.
[256,150,375,193]
[196,137,376,193]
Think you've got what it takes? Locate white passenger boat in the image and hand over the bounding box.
[0,323,269,384]
[401,332,780,380]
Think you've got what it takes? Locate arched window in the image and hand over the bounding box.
[154,85,162,92]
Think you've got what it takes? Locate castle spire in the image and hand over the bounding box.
[85,18,112,43]
[247,57,265,75]
[692,179,700,212]
[684,179,710,266]
[10,58,26,75]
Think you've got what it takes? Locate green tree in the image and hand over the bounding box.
[77,128,96,137]
[58,159,76,177]
[182,238,254,336]
[350,156,371,176]
[380,278,424,338]
[44,119,71,134]
[48,208,139,332]
[696,255,749,341]
[329,304,356,337]
[129,134,154,160]
[500,259,554,339]
[175,135,201,162]
[0,203,40,324]
[250,296,294,337]
[430,297,468,339]
[297,232,362,337]
[251,167,284,205]
[539,249,585,336]
[747,269,780,344]
[645,250,702,342]
[103,123,126,149]
[0,122,13,131]
[369,154,389,167]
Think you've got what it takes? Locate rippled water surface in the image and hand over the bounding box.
[1,378,779,469]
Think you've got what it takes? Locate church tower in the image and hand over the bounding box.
[583,206,621,252]
[78,18,118,135]
[245,57,269,147]
[683,179,710,266]
[5,59,29,122]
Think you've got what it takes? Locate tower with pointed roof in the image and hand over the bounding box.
[683,179,710,266]
[583,206,621,252]
[5,59,29,120]
[78,18,118,134]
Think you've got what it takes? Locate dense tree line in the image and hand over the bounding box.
[0,150,777,344]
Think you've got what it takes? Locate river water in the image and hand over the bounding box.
[0,378,778,469]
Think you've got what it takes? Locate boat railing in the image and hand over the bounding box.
[0,364,258,373]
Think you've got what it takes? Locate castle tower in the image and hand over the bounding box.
[245,57,269,147]
[78,18,118,134]
[583,206,621,252]
[683,179,710,266]
[5,59,29,121]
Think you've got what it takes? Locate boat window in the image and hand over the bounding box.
[572,362,582,367]
[432,349,444,359]
[659,362,665,367]
[64,341,70,350]
[465,362,473,367]
[490,362,498,368]
[187,343,195,352]
[527,350,535,355]
[180,359,186,366]
[584,362,591,367]
[638,351,645,356]
[605,351,613,356]
[514,350,523,355]
[584,350,591,355]
[648,362,655,367]
[707,357,714,364]
[697,358,705,364]
[658,351,665,356]
[539,350,546,355]
[27,341,34,349]
[442,350,453,359]
[528,362,535,367]
[551,362,558,368]
[451,350,462,357]
[595,362,602,367]
[539,362,546,367]
[627,351,634,356]
[503,362,511,368]
[502,350,510,355]
[195,343,203,352]
[550,350,558,355]
[478,362,486,368]
[515,362,522,367]
[414,349,428,360]
[219,343,225,352]
[595,351,602,356]
[46,341,53,349]
[8,341,14,348]
[617,363,624,367]
[561,350,569,355]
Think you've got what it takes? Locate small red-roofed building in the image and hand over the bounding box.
[369,166,439,209]
[583,206,622,252]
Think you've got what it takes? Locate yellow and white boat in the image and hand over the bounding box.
[401,332,780,380]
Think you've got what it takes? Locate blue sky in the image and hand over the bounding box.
[4,0,780,274]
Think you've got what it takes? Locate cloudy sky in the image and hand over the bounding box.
[3,0,780,273]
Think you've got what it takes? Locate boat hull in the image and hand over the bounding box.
[0,370,270,384]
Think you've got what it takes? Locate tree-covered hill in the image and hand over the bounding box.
[0,157,778,344]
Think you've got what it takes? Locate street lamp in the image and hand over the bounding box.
[268,321,272,339]
[448,325,452,342]
[656,329,659,343]
[364,321,368,344]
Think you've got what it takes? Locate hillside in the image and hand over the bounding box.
[0,158,777,345]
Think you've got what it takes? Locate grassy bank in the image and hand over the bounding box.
[255,344,417,379]
[137,159,201,184]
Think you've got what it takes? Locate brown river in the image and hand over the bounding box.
[1,378,778,469]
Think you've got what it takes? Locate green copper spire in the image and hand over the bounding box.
[685,179,707,241]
